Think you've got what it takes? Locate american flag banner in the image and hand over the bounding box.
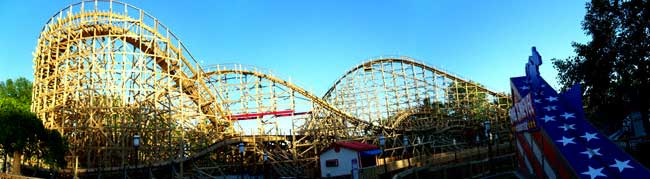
[510,47,650,179]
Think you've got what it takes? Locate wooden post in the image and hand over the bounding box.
[11,151,21,175]
[74,156,78,179]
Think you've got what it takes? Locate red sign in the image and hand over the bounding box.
[509,94,538,132]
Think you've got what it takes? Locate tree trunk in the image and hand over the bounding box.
[3,152,6,173]
[11,151,21,175]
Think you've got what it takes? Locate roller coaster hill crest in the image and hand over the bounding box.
[29,0,511,177]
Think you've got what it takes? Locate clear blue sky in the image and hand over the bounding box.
[0,0,589,95]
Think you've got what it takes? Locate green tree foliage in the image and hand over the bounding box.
[0,78,32,111]
[446,81,491,121]
[421,97,446,117]
[552,0,650,131]
[0,78,67,172]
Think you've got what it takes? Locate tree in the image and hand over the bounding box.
[420,97,447,117]
[0,78,32,107]
[446,81,491,121]
[552,0,650,132]
[0,78,67,174]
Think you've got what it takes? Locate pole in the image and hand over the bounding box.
[74,156,78,179]
[407,152,411,169]
[135,147,139,177]
[123,142,126,179]
[263,158,267,179]
[241,152,244,179]
[476,135,481,159]
[432,143,436,168]
[453,139,457,162]
[240,138,245,179]
[484,119,492,175]
[403,136,411,169]
[263,137,268,179]
[379,133,388,176]
[98,163,103,179]
[180,132,184,179]
[495,133,499,155]
[488,133,493,174]
[382,147,388,175]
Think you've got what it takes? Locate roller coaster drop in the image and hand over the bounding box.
[31,1,511,177]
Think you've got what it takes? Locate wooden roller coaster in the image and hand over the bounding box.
[30,1,511,178]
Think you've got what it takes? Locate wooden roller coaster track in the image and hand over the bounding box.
[30,1,512,177]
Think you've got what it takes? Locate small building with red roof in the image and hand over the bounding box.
[319,141,381,178]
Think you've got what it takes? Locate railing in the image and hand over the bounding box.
[393,153,516,179]
[359,143,515,179]
[0,173,43,179]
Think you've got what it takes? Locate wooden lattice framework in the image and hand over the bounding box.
[30,1,511,177]
[190,58,511,177]
[323,57,511,133]
[31,0,232,171]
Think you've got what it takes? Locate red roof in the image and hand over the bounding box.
[319,141,378,154]
[334,141,378,151]
[319,141,380,155]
